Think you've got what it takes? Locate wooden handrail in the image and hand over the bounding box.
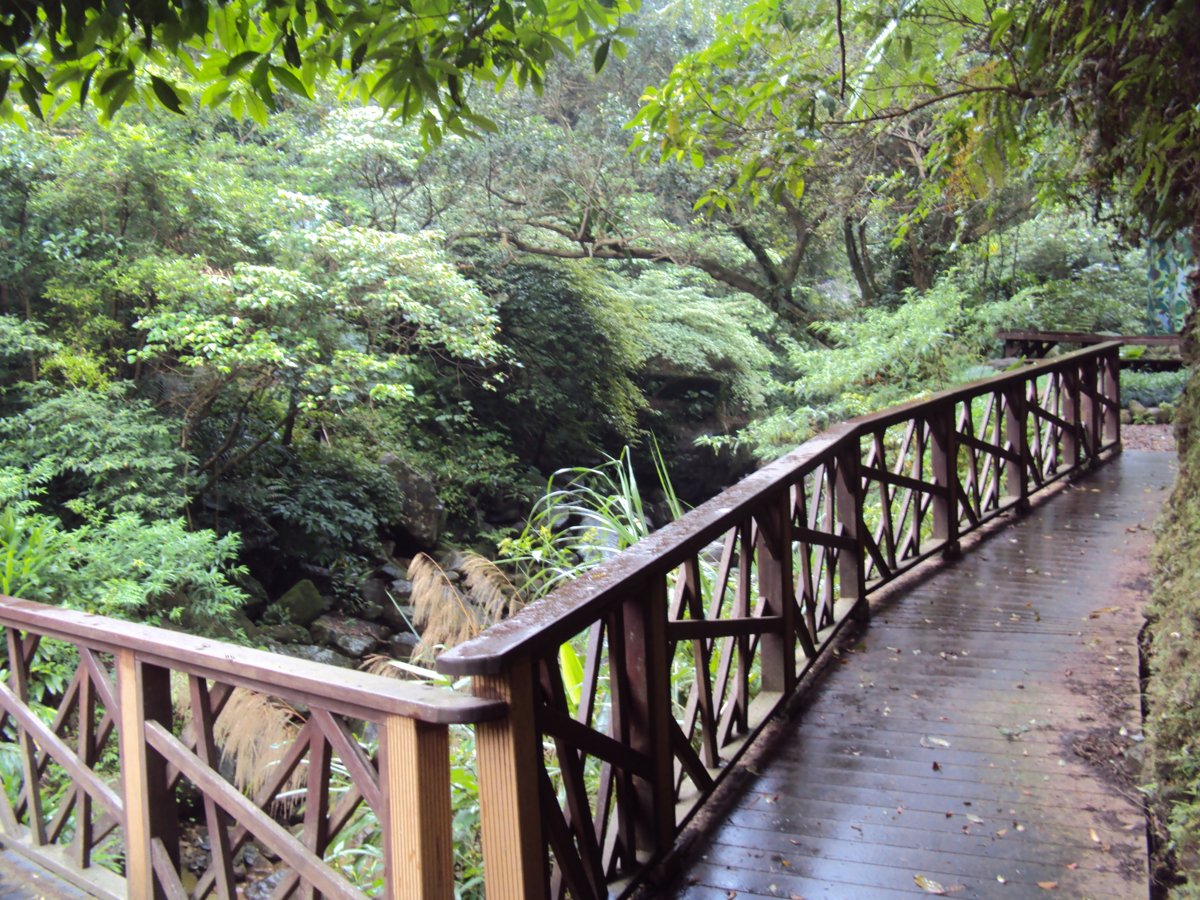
[0,596,504,724]
[439,342,1121,677]
[997,329,1179,347]
[441,341,1123,899]
[0,595,503,898]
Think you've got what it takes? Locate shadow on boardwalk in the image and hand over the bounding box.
[668,450,1174,899]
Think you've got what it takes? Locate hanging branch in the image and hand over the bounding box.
[836,0,848,99]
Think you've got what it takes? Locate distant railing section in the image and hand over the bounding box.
[0,598,503,899]
[999,329,1181,369]
[438,341,1122,899]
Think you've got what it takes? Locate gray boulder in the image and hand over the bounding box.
[311,615,388,659]
[380,454,446,548]
[258,623,311,644]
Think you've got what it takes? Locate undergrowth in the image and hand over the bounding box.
[1145,360,1200,896]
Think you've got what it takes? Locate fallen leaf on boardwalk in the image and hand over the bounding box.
[996,875,1008,884]
[726,891,737,898]
[1089,606,1121,618]
[1037,882,1058,890]
[790,895,805,900]
[921,736,952,748]
[995,828,1008,837]
[967,814,985,825]
[914,874,947,894]
[1089,828,1101,843]
[1065,863,1079,870]
[932,761,942,772]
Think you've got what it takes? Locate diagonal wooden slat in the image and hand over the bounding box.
[188,676,237,899]
[143,720,366,900]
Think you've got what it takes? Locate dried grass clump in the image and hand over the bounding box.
[408,551,525,660]
[175,682,305,811]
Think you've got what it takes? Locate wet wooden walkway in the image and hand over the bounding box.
[670,450,1173,899]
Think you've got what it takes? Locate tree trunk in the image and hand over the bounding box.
[908,228,932,292]
[844,216,876,303]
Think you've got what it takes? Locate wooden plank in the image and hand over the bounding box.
[535,705,654,780]
[665,615,782,641]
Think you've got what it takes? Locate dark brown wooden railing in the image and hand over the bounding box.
[999,329,1181,368]
[438,341,1122,899]
[0,343,1121,899]
[0,598,503,898]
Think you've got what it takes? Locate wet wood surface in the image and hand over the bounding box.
[671,451,1173,899]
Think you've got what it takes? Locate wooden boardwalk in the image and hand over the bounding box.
[670,450,1173,899]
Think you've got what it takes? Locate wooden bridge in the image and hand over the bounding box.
[0,341,1170,898]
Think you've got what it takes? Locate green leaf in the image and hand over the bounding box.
[150,75,186,114]
[223,51,259,76]
[18,80,44,121]
[269,65,310,99]
[593,39,610,73]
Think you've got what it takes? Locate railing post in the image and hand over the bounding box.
[756,493,796,694]
[380,715,454,899]
[115,650,178,900]
[1104,348,1122,449]
[1061,364,1082,470]
[1003,380,1031,513]
[1080,355,1101,461]
[472,657,547,900]
[834,440,868,621]
[621,575,675,856]
[929,401,961,557]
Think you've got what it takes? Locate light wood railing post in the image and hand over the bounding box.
[380,715,454,899]
[621,575,675,855]
[756,493,796,694]
[930,401,961,557]
[472,656,547,900]
[115,650,178,900]
[1003,381,1031,513]
[834,440,868,621]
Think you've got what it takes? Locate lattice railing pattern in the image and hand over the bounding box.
[0,599,501,899]
[439,342,1123,900]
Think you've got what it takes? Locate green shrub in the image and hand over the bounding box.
[1123,370,1188,409]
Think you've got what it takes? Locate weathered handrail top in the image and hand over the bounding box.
[438,342,1119,677]
[0,594,505,725]
[999,329,1180,348]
